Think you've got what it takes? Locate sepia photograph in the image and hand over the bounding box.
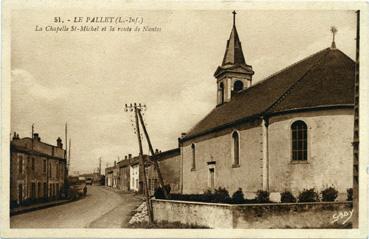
[1,1,368,238]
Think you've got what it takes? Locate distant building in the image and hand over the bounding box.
[118,154,131,191]
[79,172,103,185]
[147,148,181,195]
[112,161,119,188]
[103,150,180,195]
[129,155,149,193]
[10,132,67,208]
[130,161,140,192]
[105,166,114,187]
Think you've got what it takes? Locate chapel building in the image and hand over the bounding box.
[179,13,354,200]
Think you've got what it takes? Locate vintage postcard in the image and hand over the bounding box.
[1,0,368,238]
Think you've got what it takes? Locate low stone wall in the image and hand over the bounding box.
[151,199,353,229]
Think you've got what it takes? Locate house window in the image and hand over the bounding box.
[19,156,23,174]
[43,159,46,173]
[18,184,23,204]
[31,183,36,200]
[191,144,196,170]
[43,182,47,198]
[31,158,35,171]
[38,182,41,198]
[232,131,240,166]
[291,120,308,161]
[49,163,52,177]
[233,80,244,92]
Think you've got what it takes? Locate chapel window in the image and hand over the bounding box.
[291,120,308,161]
[232,131,240,166]
[234,80,244,92]
[219,82,225,104]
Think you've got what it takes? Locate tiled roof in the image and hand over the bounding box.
[183,48,355,141]
[152,148,180,161]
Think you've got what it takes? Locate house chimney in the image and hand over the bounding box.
[12,132,17,141]
[114,161,116,167]
[33,133,41,141]
[125,155,128,160]
[128,154,132,159]
[57,137,63,148]
[181,132,187,138]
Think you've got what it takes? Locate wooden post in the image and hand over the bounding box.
[352,10,360,229]
[134,106,153,224]
[137,109,169,199]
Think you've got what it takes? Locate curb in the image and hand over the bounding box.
[10,199,73,216]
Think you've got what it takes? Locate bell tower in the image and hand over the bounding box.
[214,11,254,105]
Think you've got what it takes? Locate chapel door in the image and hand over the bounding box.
[18,184,23,205]
[209,168,215,190]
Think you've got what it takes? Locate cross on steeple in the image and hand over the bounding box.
[232,10,237,26]
[331,26,338,49]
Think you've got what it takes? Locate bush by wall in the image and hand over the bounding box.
[255,190,270,203]
[321,187,338,202]
[158,186,346,204]
[231,188,245,204]
[212,187,231,203]
[298,188,320,202]
[154,185,171,199]
[347,188,353,201]
[280,191,297,203]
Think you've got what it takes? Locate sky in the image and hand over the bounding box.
[11,9,356,174]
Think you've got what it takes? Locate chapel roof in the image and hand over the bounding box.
[183,47,355,141]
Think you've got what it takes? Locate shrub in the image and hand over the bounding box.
[231,188,246,204]
[154,184,171,199]
[298,188,319,202]
[280,191,296,203]
[255,190,270,203]
[347,188,353,201]
[10,200,18,209]
[212,187,231,203]
[321,186,338,202]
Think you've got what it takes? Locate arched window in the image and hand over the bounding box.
[191,144,196,170]
[232,131,240,166]
[234,80,244,92]
[291,120,307,161]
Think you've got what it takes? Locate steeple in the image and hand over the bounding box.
[222,11,246,66]
[214,11,254,106]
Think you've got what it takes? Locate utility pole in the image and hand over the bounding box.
[137,109,169,199]
[125,103,153,224]
[352,10,360,228]
[68,138,71,171]
[98,157,102,175]
[65,123,68,166]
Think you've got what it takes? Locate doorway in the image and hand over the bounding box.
[18,184,23,205]
[209,168,215,190]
